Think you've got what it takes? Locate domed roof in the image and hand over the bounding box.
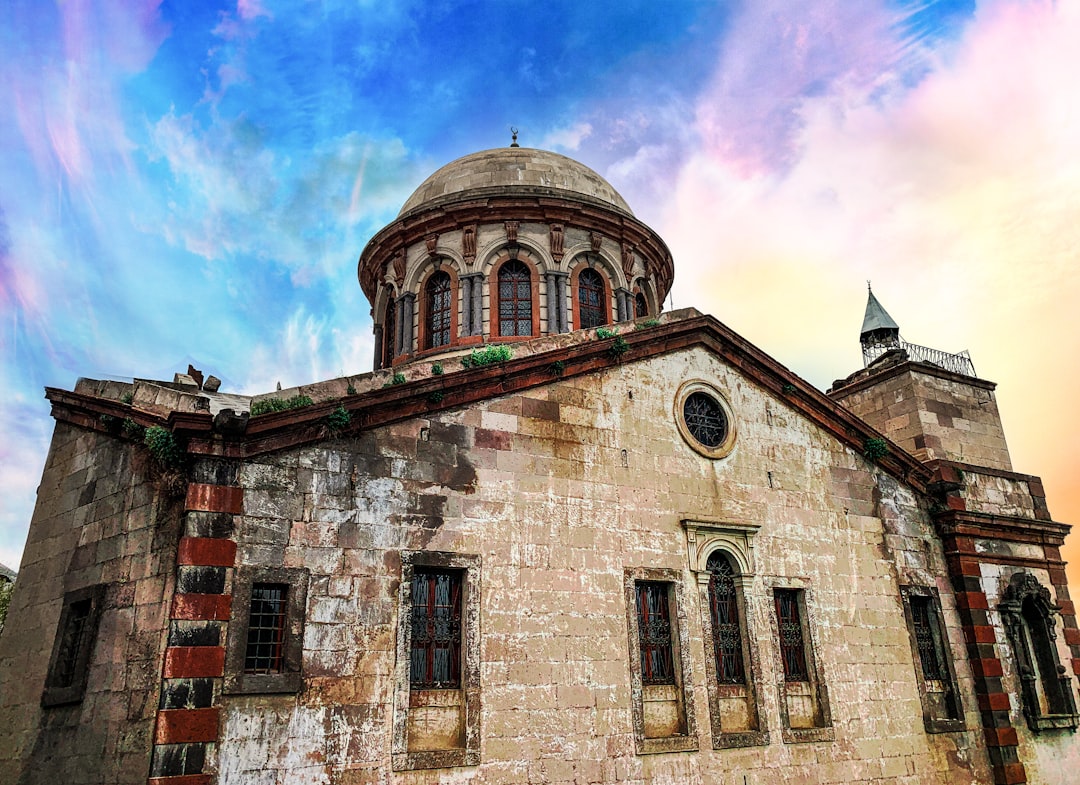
[399,147,634,216]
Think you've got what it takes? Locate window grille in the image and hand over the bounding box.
[707,554,745,684]
[426,272,452,348]
[498,260,532,336]
[410,570,462,689]
[53,598,93,689]
[578,268,607,329]
[244,583,288,673]
[636,582,675,685]
[774,589,809,682]
[383,297,396,365]
[683,392,728,448]
[910,595,945,681]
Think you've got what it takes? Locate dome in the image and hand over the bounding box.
[399,147,634,216]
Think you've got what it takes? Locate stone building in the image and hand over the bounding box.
[0,147,1077,785]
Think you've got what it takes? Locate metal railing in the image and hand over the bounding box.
[863,339,976,377]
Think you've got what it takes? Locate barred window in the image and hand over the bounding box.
[426,271,452,348]
[636,582,675,685]
[498,260,532,337]
[774,589,809,682]
[910,595,945,681]
[635,291,648,318]
[245,583,288,674]
[684,392,728,449]
[578,268,607,329]
[42,585,105,707]
[382,296,396,366]
[410,570,462,689]
[707,553,745,684]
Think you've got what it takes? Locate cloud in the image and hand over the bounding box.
[539,122,594,152]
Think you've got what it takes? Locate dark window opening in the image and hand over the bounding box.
[1024,597,1071,716]
[911,595,945,681]
[635,291,648,318]
[426,271,452,348]
[410,570,463,689]
[775,589,809,682]
[578,268,607,329]
[383,297,396,366]
[636,582,675,685]
[498,260,532,336]
[53,598,93,689]
[684,392,728,448]
[244,583,288,674]
[43,585,105,707]
[707,553,745,684]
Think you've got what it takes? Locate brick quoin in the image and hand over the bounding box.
[154,708,221,745]
[163,647,226,679]
[147,776,212,785]
[977,692,1012,712]
[177,536,237,567]
[964,625,998,644]
[984,727,1019,748]
[171,593,232,621]
[184,483,243,515]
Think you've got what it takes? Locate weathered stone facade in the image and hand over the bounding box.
[1,148,1077,784]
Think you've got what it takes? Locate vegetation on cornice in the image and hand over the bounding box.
[461,345,513,368]
[250,394,314,416]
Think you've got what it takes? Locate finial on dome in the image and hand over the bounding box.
[510,127,519,148]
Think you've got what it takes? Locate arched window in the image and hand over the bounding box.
[635,291,649,319]
[425,271,453,349]
[707,552,745,685]
[382,297,396,368]
[497,260,532,337]
[1000,572,1079,731]
[578,268,607,329]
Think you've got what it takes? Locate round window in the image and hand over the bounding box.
[675,381,737,459]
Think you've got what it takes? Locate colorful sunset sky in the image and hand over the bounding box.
[2,1,1078,588]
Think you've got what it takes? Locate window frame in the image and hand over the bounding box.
[224,567,309,695]
[422,268,456,350]
[624,567,698,755]
[42,584,106,707]
[999,571,1080,733]
[489,255,539,340]
[674,380,738,460]
[393,551,481,771]
[899,585,965,733]
[764,578,834,743]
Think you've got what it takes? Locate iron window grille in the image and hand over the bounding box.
[774,589,809,682]
[410,569,463,689]
[707,554,745,684]
[578,268,607,329]
[683,392,728,449]
[383,297,396,365]
[426,271,452,348]
[244,583,289,674]
[910,595,946,681]
[635,291,648,318]
[636,582,675,685]
[498,260,532,336]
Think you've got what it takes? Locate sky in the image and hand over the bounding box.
[2,0,1078,589]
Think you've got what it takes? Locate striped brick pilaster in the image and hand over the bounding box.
[149,463,241,785]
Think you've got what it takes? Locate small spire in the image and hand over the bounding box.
[510,127,519,148]
[860,286,899,345]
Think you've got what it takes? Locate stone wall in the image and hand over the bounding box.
[0,422,180,784]
[214,346,991,784]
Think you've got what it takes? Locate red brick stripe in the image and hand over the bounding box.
[184,483,243,514]
[171,593,232,621]
[148,776,212,785]
[177,537,237,567]
[154,708,221,744]
[163,647,225,679]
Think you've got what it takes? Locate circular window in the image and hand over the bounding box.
[675,381,737,459]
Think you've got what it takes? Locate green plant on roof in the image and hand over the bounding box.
[634,318,660,330]
[460,345,512,368]
[346,383,357,396]
[250,394,314,417]
[120,391,134,404]
[550,360,566,376]
[609,336,629,359]
[121,418,145,440]
[326,405,351,433]
[381,372,407,388]
[863,437,889,461]
[428,391,445,404]
[431,362,444,376]
[782,383,797,394]
[595,326,618,340]
[144,426,184,470]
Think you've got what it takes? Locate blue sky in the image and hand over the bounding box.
[4,0,1080,586]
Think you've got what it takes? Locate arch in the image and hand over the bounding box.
[417,264,459,351]
[489,253,540,339]
[570,259,613,330]
[381,295,396,369]
[999,572,1079,731]
[706,551,746,685]
[402,247,466,293]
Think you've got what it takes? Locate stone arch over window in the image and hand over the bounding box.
[683,520,767,748]
[999,572,1079,732]
[489,252,540,339]
[381,292,397,369]
[632,277,656,319]
[418,264,459,352]
[570,257,615,330]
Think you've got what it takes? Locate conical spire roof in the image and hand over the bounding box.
[860,286,899,340]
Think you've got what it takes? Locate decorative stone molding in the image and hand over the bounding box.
[462,225,476,263]
[681,519,760,578]
[590,231,603,252]
[550,223,564,262]
[425,233,439,257]
[621,241,635,280]
[504,220,518,244]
